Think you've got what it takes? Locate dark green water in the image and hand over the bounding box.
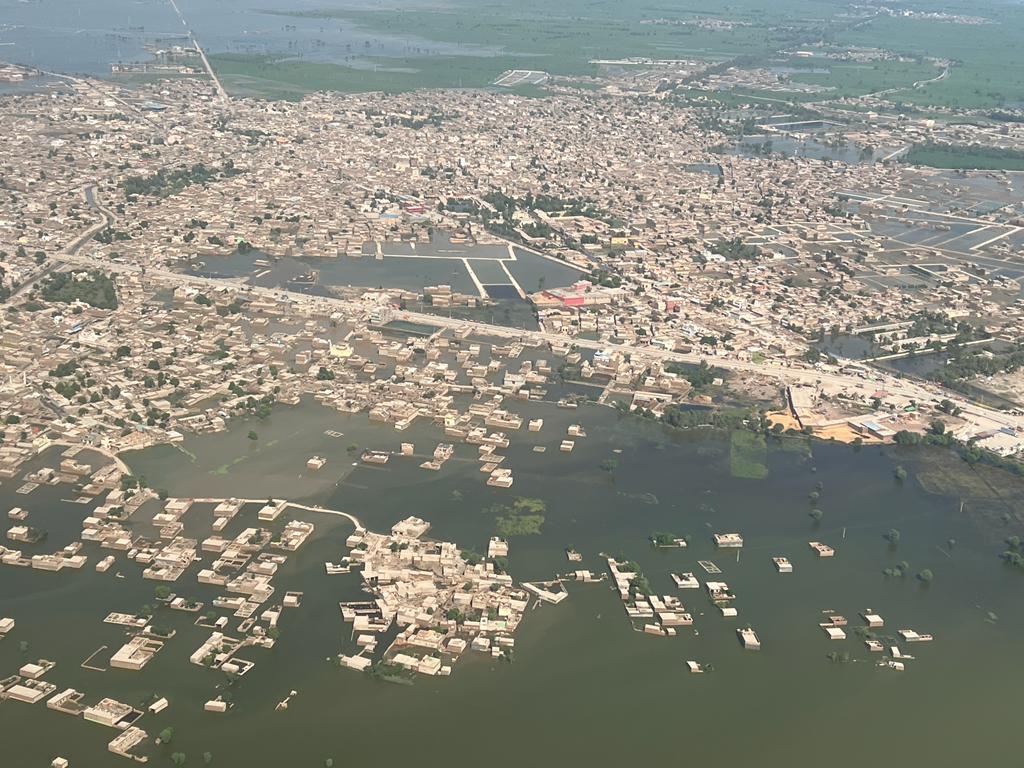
[2,400,1022,767]
[192,236,582,299]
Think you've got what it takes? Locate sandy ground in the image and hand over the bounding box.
[766,410,801,431]
[813,423,884,444]
[972,370,1024,407]
[766,410,884,444]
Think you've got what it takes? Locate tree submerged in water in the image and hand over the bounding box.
[492,497,546,537]
[883,561,910,578]
[1002,550,1024,568]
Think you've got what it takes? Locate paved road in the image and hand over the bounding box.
[67,185,115,255]
[167,0,229,103]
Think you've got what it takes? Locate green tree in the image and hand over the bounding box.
[159,727,174,744]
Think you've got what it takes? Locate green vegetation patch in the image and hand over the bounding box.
[39,270,117,310]
[786,58,940,99]
[121,161,242,198]
[833,7,1024,110]
[205,0,1024,108]
[492,497,547,536]
[496,514,545,537]
[904,142,1024,171]
[665,360,725,392]
[730,429,768,480]
[779,434,812,457]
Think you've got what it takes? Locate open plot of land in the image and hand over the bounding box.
[494,70,549,87]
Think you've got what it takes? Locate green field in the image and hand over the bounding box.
[210,53,507,98]
[730,429,769,480]
[904,142,1024,171]
[831,6,1024,110]
[786,58,942,98]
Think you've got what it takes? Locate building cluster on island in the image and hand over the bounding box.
[0,441,328,759]
[0,432,941,765]
[603,530,932,673]
[336,517,536,675]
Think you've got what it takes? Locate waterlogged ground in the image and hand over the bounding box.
[2,399,1023,767]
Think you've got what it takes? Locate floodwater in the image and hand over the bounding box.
[730,135,876,165]
[191,232,583,298]
[0,0,495,76]
[2,395,1023,767]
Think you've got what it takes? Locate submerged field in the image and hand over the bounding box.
[211,0,822,96]
[904,143,1024,171]
[3,394,1024,766]
[5,0,1024,107]
[215,0,1024,106]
